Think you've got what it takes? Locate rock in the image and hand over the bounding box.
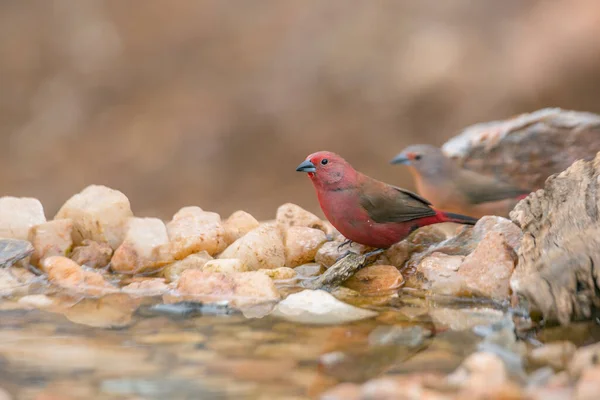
[358,374,449,400]
[0,239,34,268]
[303,252,373,290]
[430,307,505,331]
[257,267,297,280]
[457,232,516,300]
[510,152,600,324]
[568,342,600,379]
[70,239,113,269]
[111,217,171,275]
[160,251,212,282]
[43,256,118,296]
[0,267,36,296]
[29,219,73,267]
[202,258,249,273]
[384,225,451,267]
[409,231,516,301]
[315,238,372,268]
[218,223,285,270]
[121,278,170,296]
[175,269,280,308]
[55,185,133,249]
[447,352,516,398]
[411,217,521,269]
[165,206,228,258]
[284,226,327,267]
[272,289,377,324]
[443,108,600,194]
[0,197,46,240]
[528,341,577,371]
[411,252,465,295]
[223,210,259,243]
[276,203,327,234]
[18,294,55,309]
[573,366,600,400]
[343,265,403,294]
[320,383,361,400]
[294,263,325,277]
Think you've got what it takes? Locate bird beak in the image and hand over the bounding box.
[390,153,410,165]
[296,160,317,173]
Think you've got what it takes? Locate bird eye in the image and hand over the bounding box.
[321,159,328,165]
[414,155,422,160]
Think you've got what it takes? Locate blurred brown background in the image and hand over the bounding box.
[2,0,600,220]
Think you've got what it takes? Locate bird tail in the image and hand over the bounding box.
[437,211,478,225]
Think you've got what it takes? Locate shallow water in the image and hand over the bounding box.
[1,287,599,400]
[0,290,515,400]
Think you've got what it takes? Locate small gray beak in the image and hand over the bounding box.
[390,153,410,165]
[296,160,316,173]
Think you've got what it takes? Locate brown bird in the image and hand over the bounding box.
[390,144,529,219]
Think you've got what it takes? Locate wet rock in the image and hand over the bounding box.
[573,366,600,400]
[384,225,451,267]
[223,210,259,243]
[304,252,372,290]
[202,258,248,273]
[18,294,54,309]
[70,239,113,269]
[137,332,206,345]
[55,185,133,249]
[166,206,228,258]
[284,226,327,267]
[175,269,280,308]
[258,267,297,280]
[412,217,521,268]
[315,238,371,268]
[0,239,34,268]
[319,383,361,400]
[111,217,171,275]
[568,342,600,379]
[0,196,46,240]
[276,203,327,234]
[272,289,377,324]
[510,153,600,324]
[294,263,325,277]
[457,232,516,300]
[430,307,505,331]
[410,231,516,300]
[528,341,576,370]
[446,351,524,399]
[122,278,170,296]
[443,108,600,194]
[161,251,212,282]
[218,223,285,270]
[343,265,403,294]
[358,374,449,400]
[0,267,36,296]
[411,252,465,295]
[29,219,73,267]
[43,256,118,296]
[51,293,141,329]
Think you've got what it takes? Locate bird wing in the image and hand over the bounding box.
[360,184,437,223]
[456,169,530,204]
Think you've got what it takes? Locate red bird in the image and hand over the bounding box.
[296,151,478,249]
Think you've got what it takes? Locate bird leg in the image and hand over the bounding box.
[337,238,354,252]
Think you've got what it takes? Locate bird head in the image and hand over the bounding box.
[296,151,356,189]
[390,144,450,177]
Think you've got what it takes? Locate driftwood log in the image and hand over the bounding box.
[443,108,600,192]
[510,153,600,325]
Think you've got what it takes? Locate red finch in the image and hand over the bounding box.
[390,145,529,219]
[296,151,477,249]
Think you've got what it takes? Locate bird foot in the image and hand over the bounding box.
[337,239,354,252]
